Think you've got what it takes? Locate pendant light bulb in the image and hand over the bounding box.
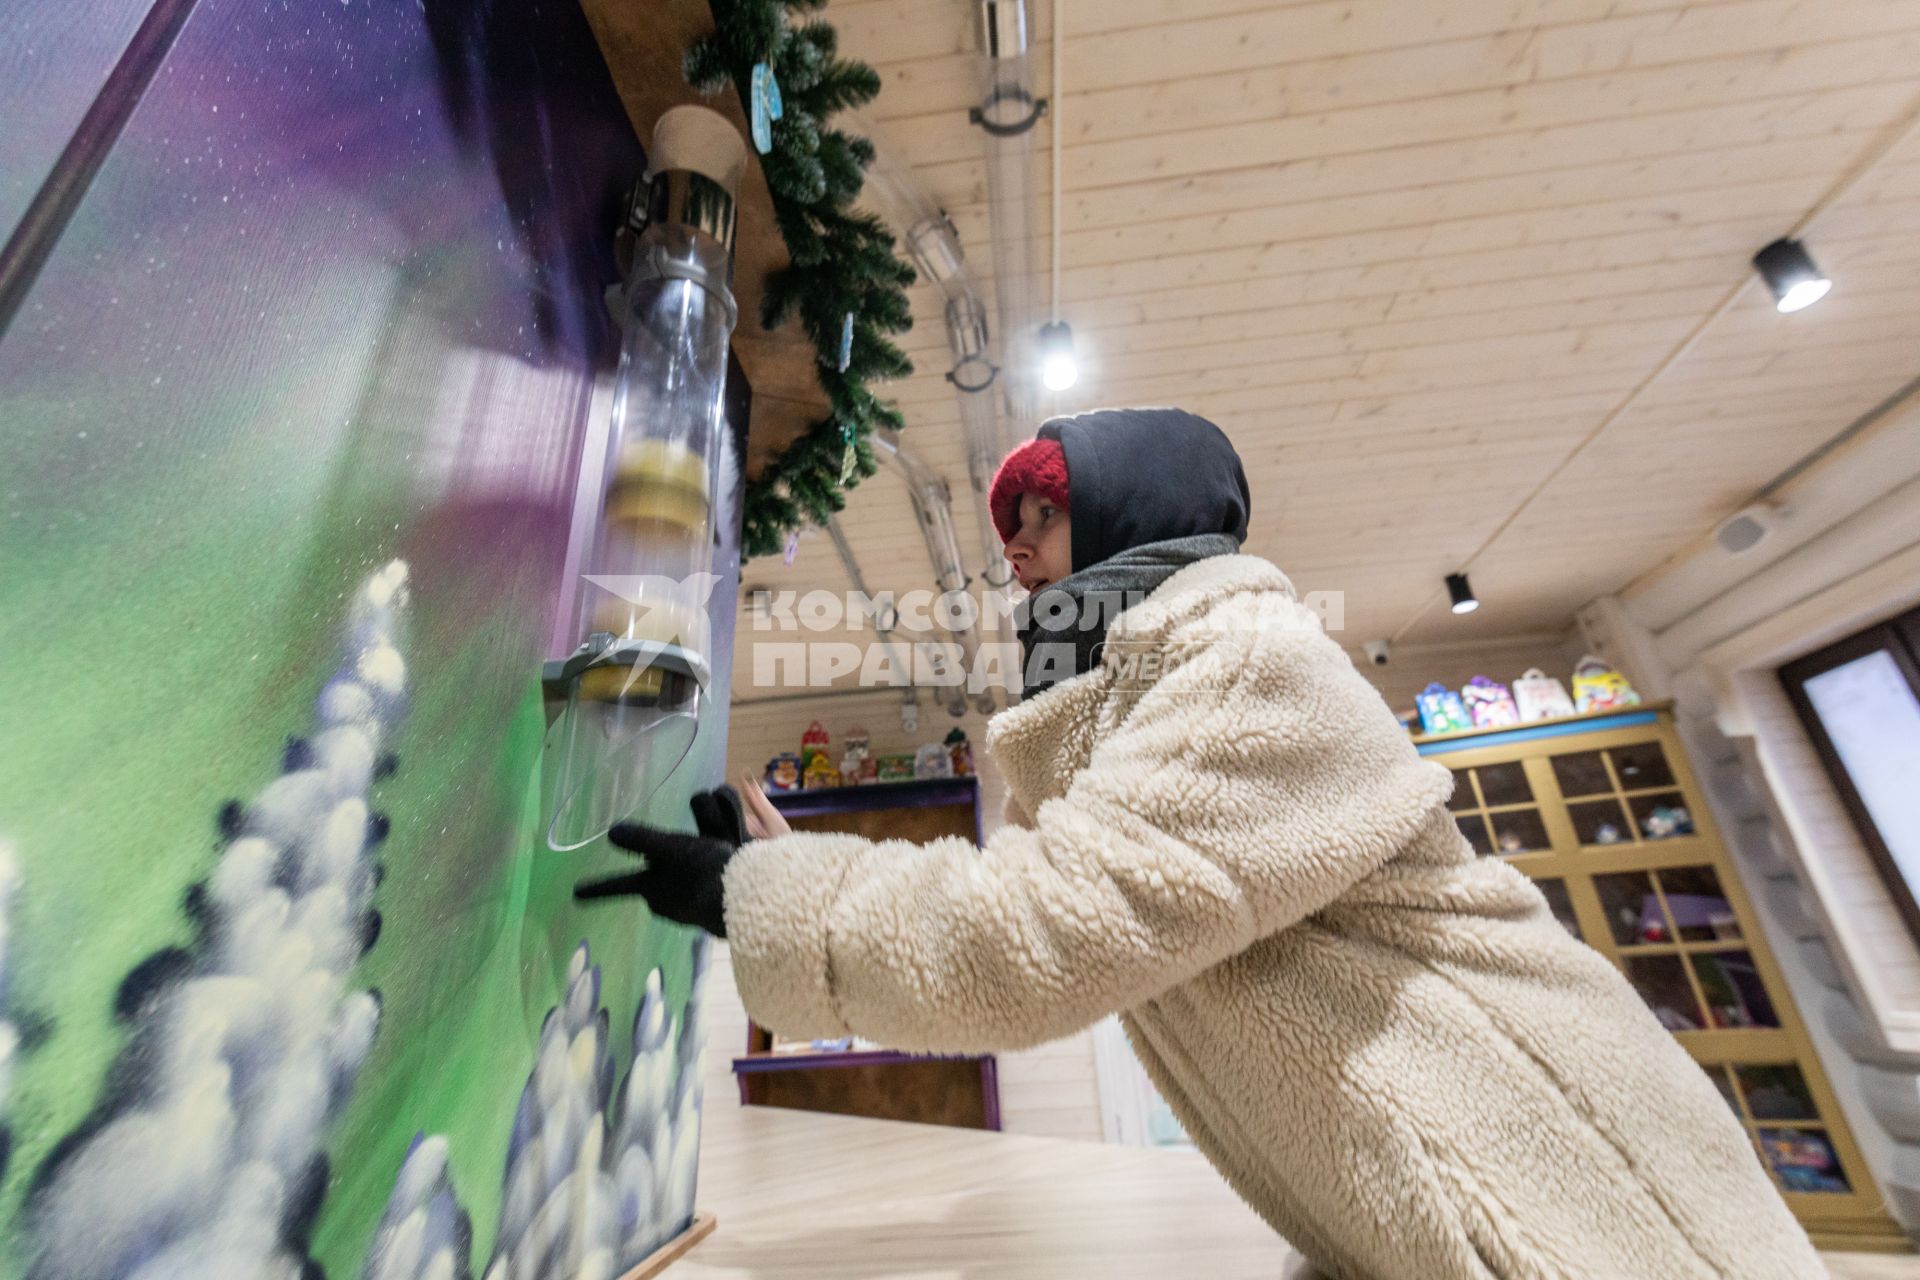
[1753,238,1831,314]
[1038,320,1078,391]
[1446,572,1479,616]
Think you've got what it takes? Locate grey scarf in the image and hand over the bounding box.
[1016,534,1240,700]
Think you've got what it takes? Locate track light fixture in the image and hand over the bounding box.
[1446,573,1479,616]
[1753,238,1831,314]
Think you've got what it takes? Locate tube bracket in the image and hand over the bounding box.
[969,91,1049,138]
[945,357,999,394]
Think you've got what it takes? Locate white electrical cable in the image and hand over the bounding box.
[1050,0,1063,324]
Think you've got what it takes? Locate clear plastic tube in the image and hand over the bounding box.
[548,107,742,850]
[977,0,1042,433]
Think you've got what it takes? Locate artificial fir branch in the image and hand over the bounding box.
[688,0,915,558]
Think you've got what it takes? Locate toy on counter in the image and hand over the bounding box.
[840,726,877,785]
[914,742,955,779]
[764,752,802,792]
[1593,821,1625,845]
[1642,803,1694,841]
[1460,675,1520,728]
[799,720,832,773]
[1572,655,1641,713]
[1513,667,1577,723]
[876,752,917,782]
[1415,682,1472,735]
[945,727,974,777]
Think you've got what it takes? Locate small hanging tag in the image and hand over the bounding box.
[765,66,784,121]
[837,312,854,372]
[840,424,858,484]
[783,528,800,566]
[750,63,776,154]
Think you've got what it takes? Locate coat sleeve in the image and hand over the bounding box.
[721,597,1454,1054]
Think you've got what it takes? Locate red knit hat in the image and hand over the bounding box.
[988,436,1070,542]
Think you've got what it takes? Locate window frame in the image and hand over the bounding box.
[1779,605,1920,948]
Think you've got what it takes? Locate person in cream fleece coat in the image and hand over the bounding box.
[579,409,1823,1279]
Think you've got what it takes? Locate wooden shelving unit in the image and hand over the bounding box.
[732,775,1001,1131]
[1416,703,1909,1252]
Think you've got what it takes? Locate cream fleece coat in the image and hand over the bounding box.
[724,554,1823,1279]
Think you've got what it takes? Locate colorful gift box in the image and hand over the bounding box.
[1416,683,1473,735]
[1461,675,1521,728]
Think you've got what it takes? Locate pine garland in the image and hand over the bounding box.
[686,0,916,559]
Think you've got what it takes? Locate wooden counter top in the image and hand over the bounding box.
[675,1101,1920,1278]
[677,1103,1298,1278]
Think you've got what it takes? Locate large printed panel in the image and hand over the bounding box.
[0,1,736,1276]
[0,0,163,236]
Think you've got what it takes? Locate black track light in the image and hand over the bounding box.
[1446,573,1479,616]
[1753,238,1831,314]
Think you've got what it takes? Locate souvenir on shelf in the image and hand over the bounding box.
[1633,894,1669,944]
[1512,667,1577,723]
[1641,803,1694,841]
[764,752,802,793]
[1760,1131,1849,1194]
[1415,682,1472,735]
[945,727,974,777]
[914,742,954,779]
[840,726,877,785]
[1571,655,1641,713]
[1460,675,1520,728]
[802,753,841,790]
[876,752,916,783]
[799,720,832,772]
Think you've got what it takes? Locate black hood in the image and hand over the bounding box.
[1039,407,1252,571]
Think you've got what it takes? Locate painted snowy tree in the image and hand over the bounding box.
[361,939,711,1280]
[25,561,411,1280]
[0,842,18,1187]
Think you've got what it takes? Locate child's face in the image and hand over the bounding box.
[1003,492,1072,592]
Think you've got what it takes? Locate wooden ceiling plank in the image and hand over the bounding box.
[853,0,1915,136]
[891,196,1920,350]
[933,126,1920,256]
[874,27,1919,169]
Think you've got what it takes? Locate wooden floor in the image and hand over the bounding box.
[678,1099,1920,1278]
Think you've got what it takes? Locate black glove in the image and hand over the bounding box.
[573,785,747,937]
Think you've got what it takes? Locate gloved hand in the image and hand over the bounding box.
[573,785,747,937]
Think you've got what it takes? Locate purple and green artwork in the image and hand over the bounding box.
[0,1,736,1277]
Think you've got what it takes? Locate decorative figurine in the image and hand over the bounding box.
[914,742,954,779]
[799,720,832,773]
[764,752,802,792]
[802,753,841,789]
[1513,667,1577,723]
[945,727,975,777]
[1461,675,1521,728]
[1415,682,1472,735]
[840,726,877,785]
[1572,655,1641,713]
